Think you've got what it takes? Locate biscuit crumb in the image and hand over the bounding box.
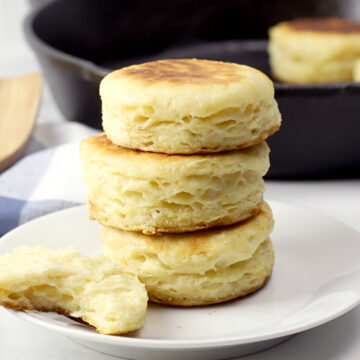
[0,246,148,335]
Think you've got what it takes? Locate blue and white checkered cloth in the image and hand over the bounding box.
[0,122,99,236]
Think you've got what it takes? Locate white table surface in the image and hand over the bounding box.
[1,1,360,359]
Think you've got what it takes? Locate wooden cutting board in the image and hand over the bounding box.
[0,73,42,173]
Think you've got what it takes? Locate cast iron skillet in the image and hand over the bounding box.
[24,0,360,178]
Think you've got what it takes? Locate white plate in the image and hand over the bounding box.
[2,201,360,360]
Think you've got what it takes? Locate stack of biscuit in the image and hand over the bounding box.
[80,59,282,306]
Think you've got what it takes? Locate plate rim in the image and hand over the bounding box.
[2,201,360,349]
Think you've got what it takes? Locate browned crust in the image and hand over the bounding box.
[148,272,273,307]
[89,202,262,235]
[1,302,70,316]
[0,302,29,311]
[114,59,250,85]
[1,303,136,335]
[287,17,360,34]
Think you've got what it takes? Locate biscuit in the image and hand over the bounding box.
[354,59,360,81]
[269,18,360,83]
[102,202,274,306]
[80,134,270,235]
[0,246,147,335]
[100,59,281,154]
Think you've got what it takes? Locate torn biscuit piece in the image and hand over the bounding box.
[0,246,148,335]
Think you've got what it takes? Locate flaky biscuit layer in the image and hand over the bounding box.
[80,135,270,234]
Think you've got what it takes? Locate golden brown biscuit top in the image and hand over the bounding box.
[287,17,360,33]
[85,133,192,160]
[83,134,261,162]
[115,59,251,84]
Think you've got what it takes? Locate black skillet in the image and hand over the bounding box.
[24,0,360,178]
